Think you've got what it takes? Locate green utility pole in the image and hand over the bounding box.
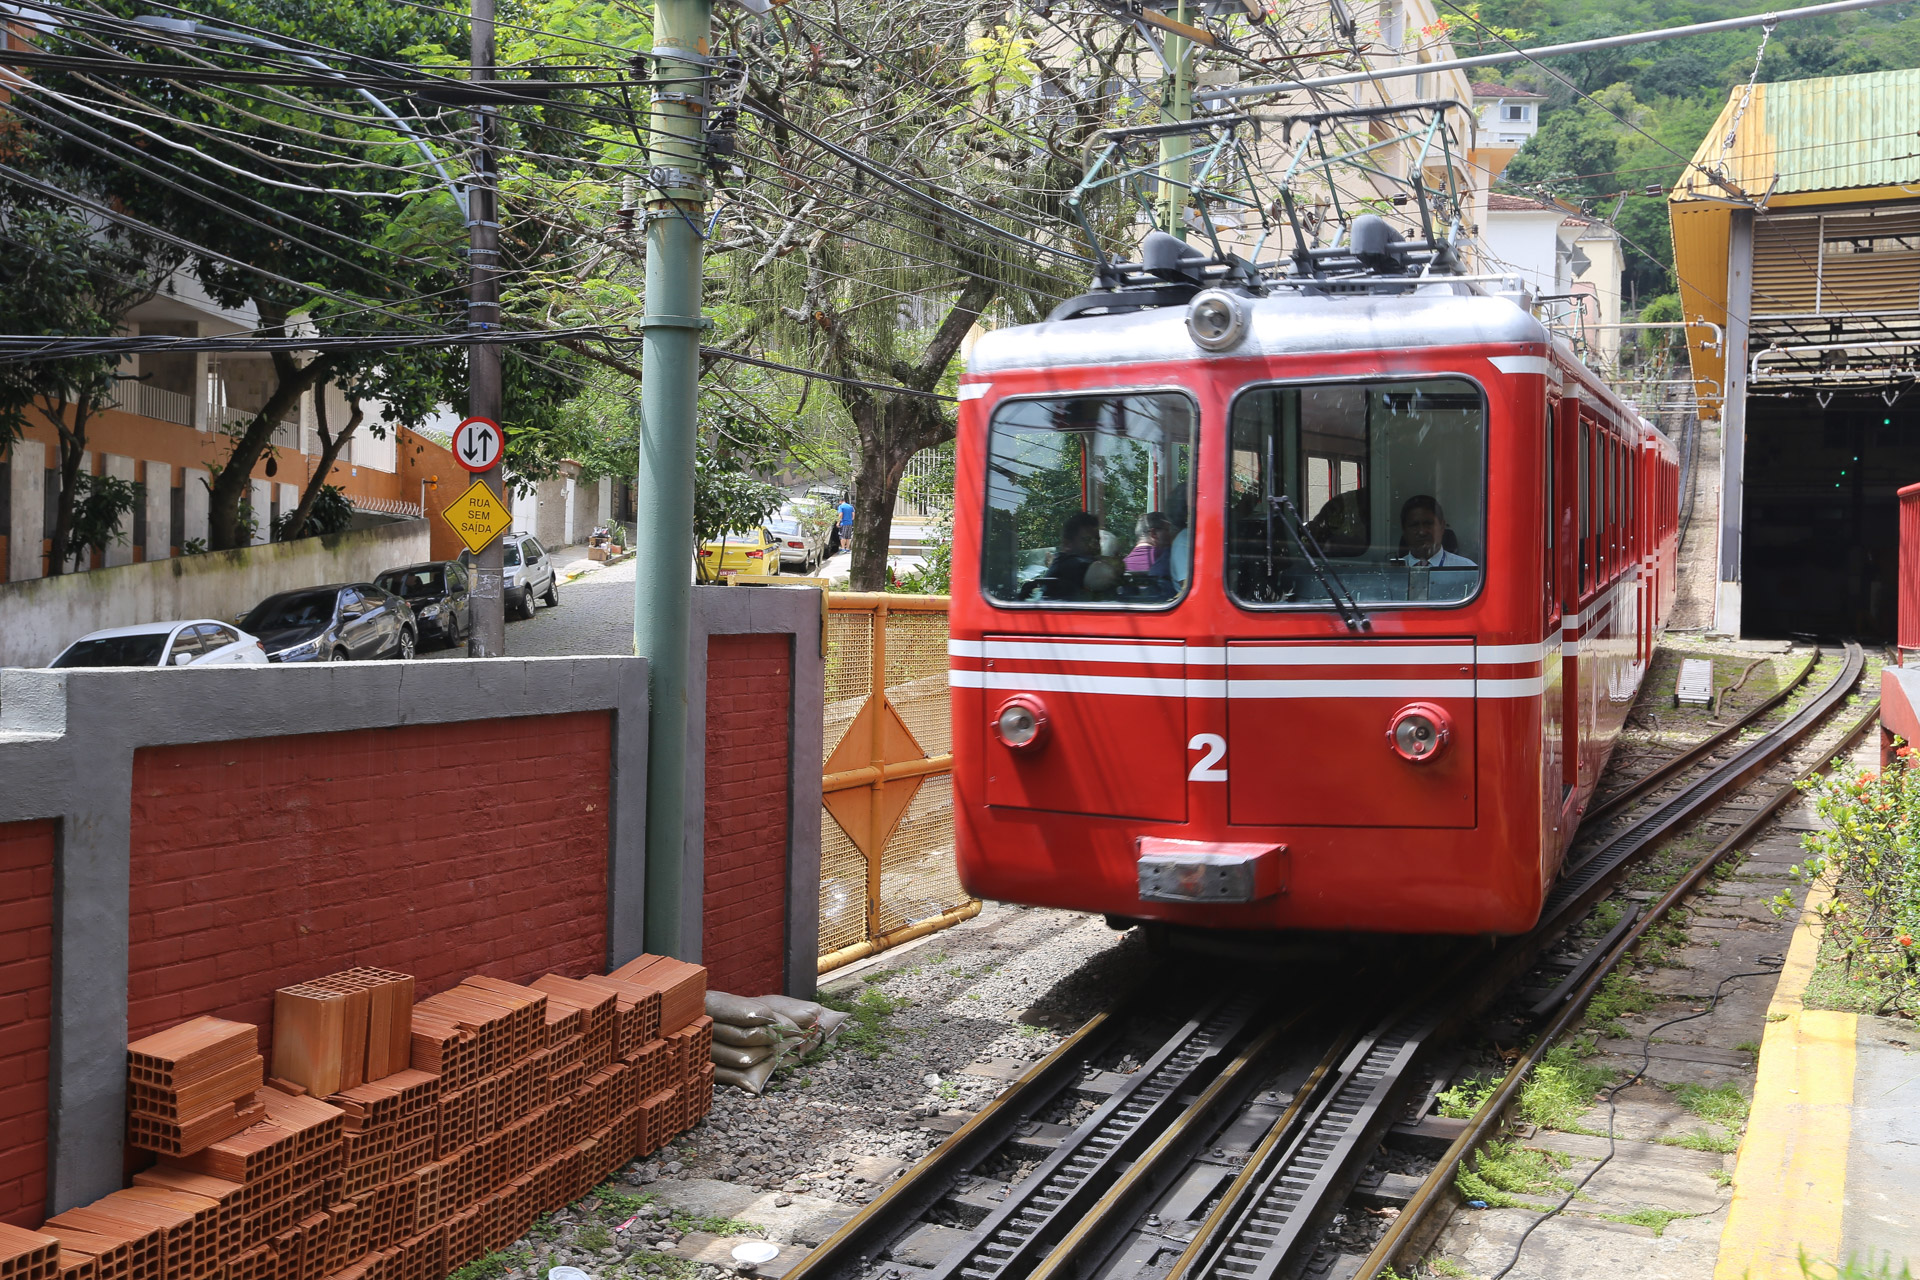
[1159,0,1194,240]
[633,0,713,957]
[468,0,506,656]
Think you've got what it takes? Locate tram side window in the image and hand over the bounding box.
[1226,378,1485,607]
[980,392,1197,607]
[1578,421,1590,594]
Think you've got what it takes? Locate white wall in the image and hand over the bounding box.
[103,455,138,567]
[8,440,45,582]
[144,464,171,562]
[1482,210,1565,298]
[0,518,430,668]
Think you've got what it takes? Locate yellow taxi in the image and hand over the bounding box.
[700,528,782,579]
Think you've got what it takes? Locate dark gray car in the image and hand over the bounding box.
[242,583,417,662]
[376,561,471,649]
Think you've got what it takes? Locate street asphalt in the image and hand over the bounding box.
[416,549,858,660]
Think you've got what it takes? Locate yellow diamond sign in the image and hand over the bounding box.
[442,478,513,554]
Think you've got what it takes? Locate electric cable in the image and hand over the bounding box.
[1486,959,1784,1280]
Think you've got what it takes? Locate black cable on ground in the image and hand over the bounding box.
[1487,957,1785,1280]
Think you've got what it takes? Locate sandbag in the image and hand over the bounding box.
[713,1056,780,1096]
[707,991,779,1026]
[817,1008,850,1042]
[710,1041,776,1071]
[767,1009,804,1036]
[713,1022,783,1048]
[758,994,825,1028]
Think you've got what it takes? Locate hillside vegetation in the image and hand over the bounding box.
[1466,0,1920,306]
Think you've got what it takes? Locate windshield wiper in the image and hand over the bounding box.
[1271,494,1372,633]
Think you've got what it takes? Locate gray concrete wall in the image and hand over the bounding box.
[680,584,825,999]
[0,517,428,667]
[8,439,45,583]
[0,655,649,1219]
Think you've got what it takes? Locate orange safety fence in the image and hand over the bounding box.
[817,592,979,973]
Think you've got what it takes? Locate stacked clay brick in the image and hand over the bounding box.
[0,955,713,1280]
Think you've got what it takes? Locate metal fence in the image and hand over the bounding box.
[817,591,977,973]
[894,447,953,518]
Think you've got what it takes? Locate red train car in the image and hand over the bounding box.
[949,241,1678,936]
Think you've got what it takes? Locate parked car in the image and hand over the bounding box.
[767,508,828,573]
[699,528,781,578]
[375,561,472,649]
[49,620,268,668]
[459,533,557,620]
[241,583,416,662]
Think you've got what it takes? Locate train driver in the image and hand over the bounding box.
[1399,494,1477,600]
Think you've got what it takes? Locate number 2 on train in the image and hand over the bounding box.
[1187,733,1228,781]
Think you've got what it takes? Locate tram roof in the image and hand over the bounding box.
[967,289,1549,377]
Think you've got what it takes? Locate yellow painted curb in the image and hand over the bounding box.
[1716,875,1859,1279]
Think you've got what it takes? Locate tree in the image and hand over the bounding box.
[705,0,1141,589]
[0,190,176,574]
[24,0,590,550]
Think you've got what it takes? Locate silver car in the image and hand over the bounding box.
[463,534,558,620]
[768,509,828,572]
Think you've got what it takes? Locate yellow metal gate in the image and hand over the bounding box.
[818,592,978,973]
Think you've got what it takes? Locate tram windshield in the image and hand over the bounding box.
[981,392,1196,607]
[1227,378,1485,608]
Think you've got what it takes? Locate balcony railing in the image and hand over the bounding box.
[107,379,194,427]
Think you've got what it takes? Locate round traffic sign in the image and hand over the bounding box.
[453,416,503,473]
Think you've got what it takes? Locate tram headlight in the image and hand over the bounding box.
[1387,702,1453,763]
[1186,289,1249,352]
[994,696,1049,751]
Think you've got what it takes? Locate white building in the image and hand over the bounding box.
[1480,193,1625,361]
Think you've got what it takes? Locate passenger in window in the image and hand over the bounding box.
[1021,511,1115,601]
[1308,489,1371,557]
[1399,495,1476,569]
[1167,490,1192,588]
[1124,512,1173,573]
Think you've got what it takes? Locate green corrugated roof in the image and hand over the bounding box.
[1674,68,1920,201]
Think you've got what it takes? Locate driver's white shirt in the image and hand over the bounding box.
[1409,547,1477,569]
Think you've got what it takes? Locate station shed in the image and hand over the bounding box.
[1671,68,1920,639]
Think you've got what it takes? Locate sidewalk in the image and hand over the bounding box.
[545,542,633,584]
[1716,739,1920,1278]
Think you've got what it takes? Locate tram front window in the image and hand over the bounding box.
[1227,378,1485,608]
[982,392,1196,607]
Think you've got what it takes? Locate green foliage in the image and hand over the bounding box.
[275,485,356,541]
[1436,1075,1497,1119]
[577,1224,612,1252]
[1798,1252,1918,1280]
[448,1247,528,1280]
[1661,1128,1739,1153]
[1518,1043,1614,1131]
[1585,972,1656,1029]
[1455,1141,1573,1211]
[65,474,145,563]
[815,984,910,1059]
[1675,1082,1749,1127]
[1789,750,1920,1012]
[1428,1260,1475,1279]
[692,454,783,581]
[1598,1207,1701,1237]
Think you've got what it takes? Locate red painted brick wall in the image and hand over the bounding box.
[0,820,54,1228]
[126,713,612,1046]
[702,633,791,997]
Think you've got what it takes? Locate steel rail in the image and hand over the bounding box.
[1581,646,1821,830]
[785,1006,1128,1280]
[1356,688,1883,1280]
[1158,643,1864,1280]
[927,994,1266,1280]
[1024,1005,1324,1280]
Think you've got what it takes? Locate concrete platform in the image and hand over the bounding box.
[1715,873,1920,1277]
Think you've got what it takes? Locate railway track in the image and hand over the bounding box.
[789,643,1868,1280]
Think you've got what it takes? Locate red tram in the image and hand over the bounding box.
[948,229,1679,936]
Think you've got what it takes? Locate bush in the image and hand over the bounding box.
[1788,749,1920,1012]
